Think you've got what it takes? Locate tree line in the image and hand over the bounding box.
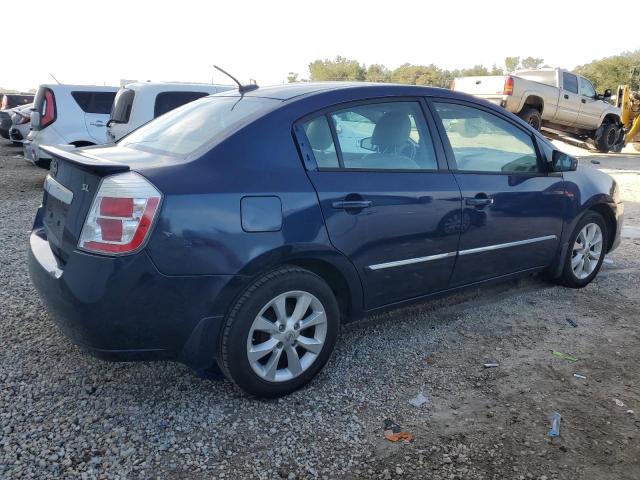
[289,51,640,93]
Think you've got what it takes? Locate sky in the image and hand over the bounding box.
[3,0,638,91]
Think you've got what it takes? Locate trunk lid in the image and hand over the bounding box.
[39,145,129,262]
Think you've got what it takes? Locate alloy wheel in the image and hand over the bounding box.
[571,222,603,280]
[246,291,327,382]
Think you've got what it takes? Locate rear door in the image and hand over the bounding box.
[72,91,116,143]
[430,99,564,285]
[576,77,603,129]
[296,99,462,309]
[554,72,580,125]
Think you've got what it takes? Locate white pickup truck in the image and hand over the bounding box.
[452,68,623,152]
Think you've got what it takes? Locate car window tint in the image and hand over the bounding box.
[563,73,578,94]
[153,91,210,118]
[329,102,437,170]
[72,92,116,114]
[579,78,596,98]
[301,116,339,168]
[434,103,539,173]
[120,96,279,156]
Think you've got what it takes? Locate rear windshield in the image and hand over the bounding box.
[119,96,279,156]
[71,91,116,114]
[1,94,34,109]
[111,88,135,123]
[154,91,209,118]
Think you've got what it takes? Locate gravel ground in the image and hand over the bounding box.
[1,140,639,480]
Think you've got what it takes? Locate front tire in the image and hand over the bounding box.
[595,123,618,153]
[556,211,608,288]
[218,266,340,397]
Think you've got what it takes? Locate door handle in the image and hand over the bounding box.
[332,200,372,209]
[465,197,494,207]
[90,121,105,127]
[563,94,569,99]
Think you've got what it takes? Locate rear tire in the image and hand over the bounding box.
[218,266,340,397]
[595,123,618,153]
[518,107,542,131]
[555,211,608,288]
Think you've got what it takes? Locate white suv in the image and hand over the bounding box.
[107,82,233,142]
[24,84,118,168]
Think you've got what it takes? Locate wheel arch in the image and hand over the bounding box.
[521,94,544,114]
[588,203,617,252]
[211,245,365,324]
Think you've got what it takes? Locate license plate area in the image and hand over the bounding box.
[43,196,69,250]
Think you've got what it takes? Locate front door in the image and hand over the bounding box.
[576,78,603,129]
[431,100,565,286]
[555,72,580,125]
[297,99,462,309]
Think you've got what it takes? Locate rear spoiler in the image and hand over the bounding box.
[40,145,130,175]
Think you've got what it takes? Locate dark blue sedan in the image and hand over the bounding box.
[29,83,623,397]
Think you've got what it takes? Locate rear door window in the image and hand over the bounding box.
[72,92,116,114]
[153,91,210,118]
[562,73,578,94]
[302,101,438,171]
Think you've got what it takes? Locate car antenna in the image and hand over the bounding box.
[49,73,61,84]
[213,65,258,93]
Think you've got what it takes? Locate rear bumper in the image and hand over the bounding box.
[28,225,239,369]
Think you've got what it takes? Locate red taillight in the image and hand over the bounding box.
[503,76,514,95]
[41,89,56,128]
[79,172,161,255]
[17,114,30,125]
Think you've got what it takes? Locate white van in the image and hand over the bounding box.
[107,82,233,142]
[24,84,118,168]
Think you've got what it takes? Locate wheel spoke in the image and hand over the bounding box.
[588,250,600,260]
[299,311,326,330]
[585,224,595,243]
[582,256,591,275]
[290,294,312,322]
[252,316,279,334]
[591,230,603,247]
[285,345,302,376]
[297,335,323,354]
[571,253,583,269]
[248,338,278,363]
[263,346,283,381]
[272,296,288,321]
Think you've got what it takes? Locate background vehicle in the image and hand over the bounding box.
[9,103,33,144]
[29,83,623,398]
[107,82,233,141]
[452,68,623,152]
[616,69,640,151]
[23,84,117,168]
[1,94,32,139]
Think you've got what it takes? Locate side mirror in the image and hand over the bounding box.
[603,89,612,99]
[359,137,376,151]
[551,150,577,172]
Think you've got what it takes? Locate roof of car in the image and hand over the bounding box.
[38,84,119,92]
[236,82,455,101]
[122,82,234,93]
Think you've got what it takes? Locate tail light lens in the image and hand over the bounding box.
[503,76,514,95]
[17,114,30,125]
[79,172,161,255]
[40,89,56,129]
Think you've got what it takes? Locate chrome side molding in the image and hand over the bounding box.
[368,251,457,271]
[458,235,557,256]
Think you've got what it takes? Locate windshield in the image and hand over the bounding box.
[119,95,280,156]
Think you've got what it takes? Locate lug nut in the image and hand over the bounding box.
[277,342,283,348]
[294,323,300,330]
[278,324,285,332]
